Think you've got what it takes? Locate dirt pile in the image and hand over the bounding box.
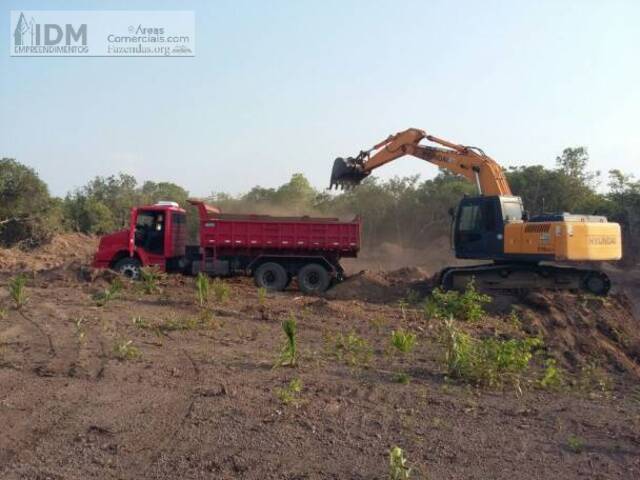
[0,233,98,272]
[325,266,432,302]
[518,292,640,378]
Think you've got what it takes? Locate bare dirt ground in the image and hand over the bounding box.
[0,240,639,479]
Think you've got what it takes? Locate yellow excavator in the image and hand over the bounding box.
[330,128,622,295]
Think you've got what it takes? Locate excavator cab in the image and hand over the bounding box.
[453,196,524,260]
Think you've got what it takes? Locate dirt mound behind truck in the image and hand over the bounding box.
[0,233,97,272]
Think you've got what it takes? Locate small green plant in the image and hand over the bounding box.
[331,331,373,367]
[196,272,210,306]
[394,372,411,384]
[391,329,417,354]
[389,446,412,480]
[94,278,123,307]
[8,275,28,309]
[113,339,141,360]
[0,308,6,320]
[275,378,303,406]
[74,317,87,343]
[370,316,387,334]
[424,280,491,322]
[212,278,231,303]
[507,308,522,329]
[159,315,199,332]
[139,266,162,294]
[578,361,612,395]
[275,315,298,367]
[132,316,150,329]
[441,317,541,390]
[566,434,585,453]
[539,358,564,389]
[257,287,267,306]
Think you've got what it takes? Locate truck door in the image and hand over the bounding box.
[134,209,167,266]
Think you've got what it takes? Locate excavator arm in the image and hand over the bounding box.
[330,128,512,196]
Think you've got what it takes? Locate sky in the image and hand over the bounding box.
[1,0,639,198]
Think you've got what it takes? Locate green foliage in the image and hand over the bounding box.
[441,318,542,390]
[275,315,298,367]
[275,378,303,406]
[113,339,141,360]
[389,446,412,480]
[566,434,585,454]
[539,358,564,390]
[195,273,209,306]
[0,158,60,247]
[212,278,231,303]
[424,280,491,322]
[8,274,28,309]
[391,329,417,354]
[94,278,123,307]
[330,331,372,367]
[139,266,162,294]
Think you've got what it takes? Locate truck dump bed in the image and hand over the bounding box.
[188,200,360,255]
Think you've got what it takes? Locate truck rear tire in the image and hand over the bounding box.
[298,263,331,294]
[254,262,288,291]
[113,257,142,280]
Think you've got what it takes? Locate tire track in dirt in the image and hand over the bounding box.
[141,334,205,479]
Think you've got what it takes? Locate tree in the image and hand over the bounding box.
[0,158,60,247]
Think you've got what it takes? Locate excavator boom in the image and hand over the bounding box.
[330,128,512,196]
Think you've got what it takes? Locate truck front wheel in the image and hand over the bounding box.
[254,262,288,291]
[113,257,142,280]
[298,263,331,294]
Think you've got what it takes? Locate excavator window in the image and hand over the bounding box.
[458,204,483,233]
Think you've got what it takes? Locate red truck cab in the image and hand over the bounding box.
[93,200,360,293]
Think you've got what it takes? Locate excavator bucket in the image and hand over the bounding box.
[329,157,369,190]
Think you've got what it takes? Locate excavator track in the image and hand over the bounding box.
[438,262,611,296]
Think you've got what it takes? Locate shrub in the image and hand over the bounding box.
[391,329,417,354]
[195,272,209,306]
[441,317,542,390]
[331,331,372,367]
[212,278,230,303]
[424,280,491,322]
[275,315,298,367]
[389,446,412,480]
[8,274,28,309]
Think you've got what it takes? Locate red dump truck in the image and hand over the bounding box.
[93,199,360,293]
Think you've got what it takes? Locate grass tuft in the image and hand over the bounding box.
[8,275,28,309]
[275,315,298,367]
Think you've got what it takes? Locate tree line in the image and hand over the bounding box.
[0,147,638,265]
